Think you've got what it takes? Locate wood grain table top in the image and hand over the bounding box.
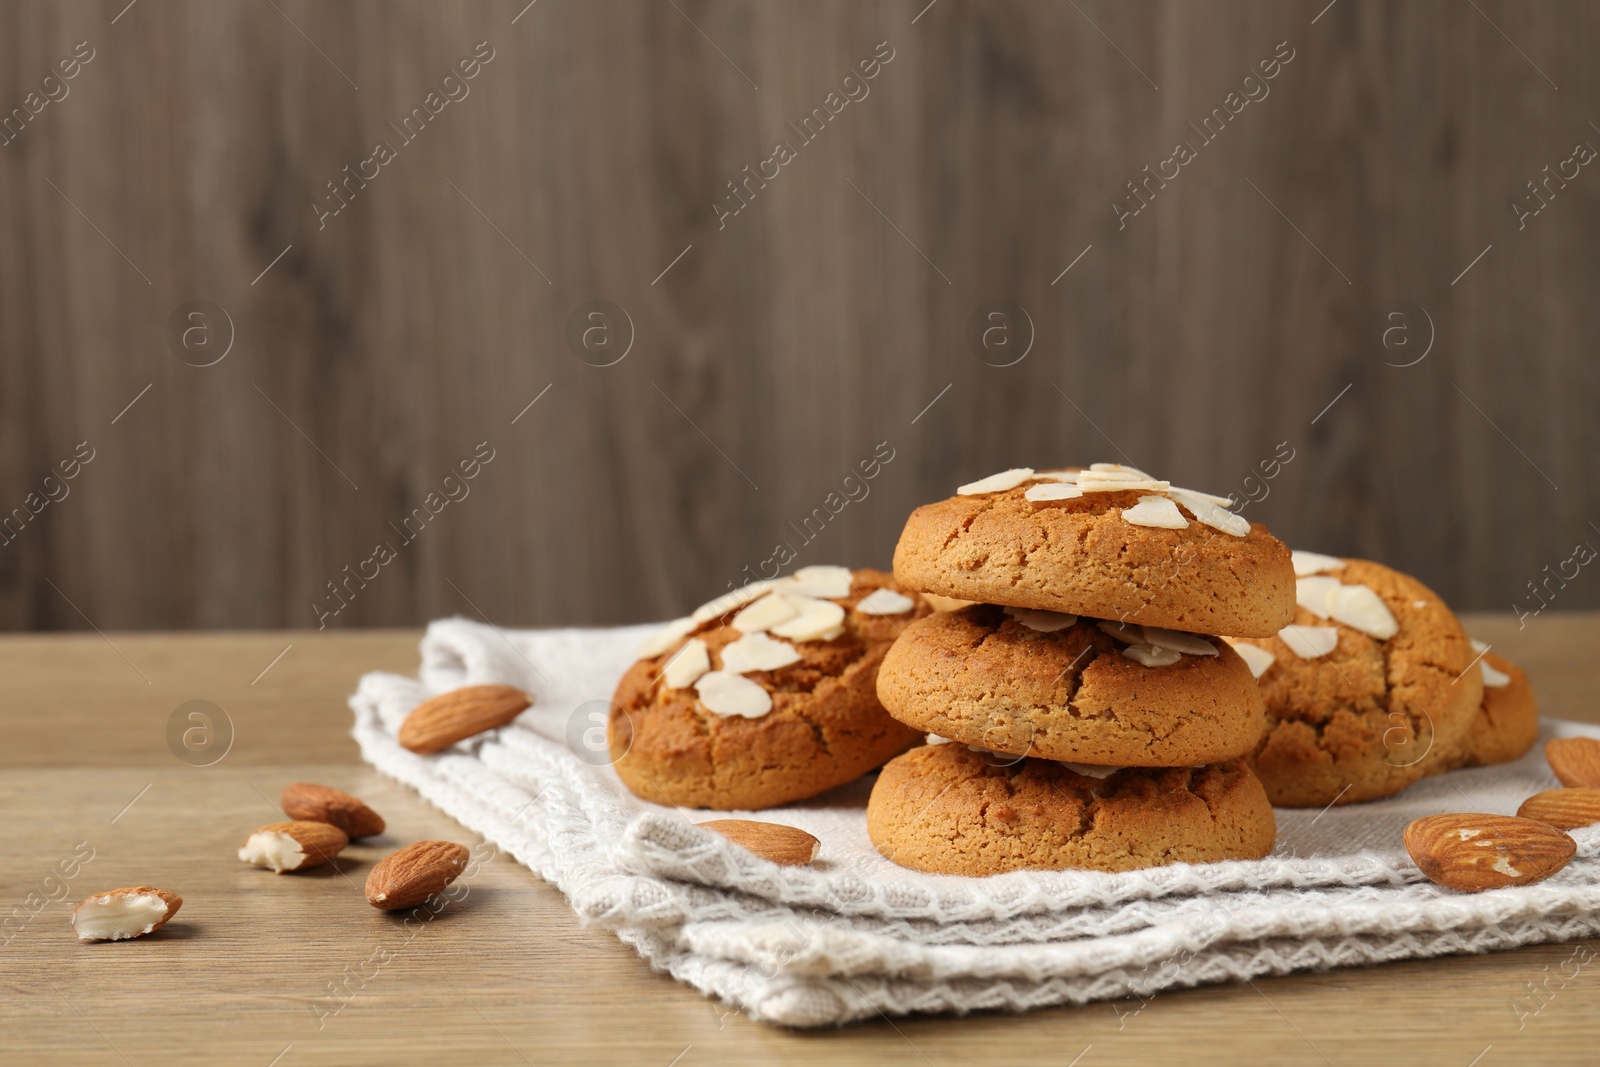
[2,614,1597,1065]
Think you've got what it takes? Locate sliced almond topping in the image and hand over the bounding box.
[1059,761,1123,779]
[1032,469,1080,483]
[925,733,954,745]
[731,591,799,633]
[1481,659,1511,688]
[1167,485,1237,508]
[1279,625,1339,659]
[637,616,695,660]
[719,632,801,674]
[1295,575,1343,618]
[787,565,854,599]
[957,468,1035,495]
[1024,482,1085,502]
[768,596,847,642]
[1141,627,1218,656]
[661,637,711,689]
[692,579,785,625]
[1120,495,1189,529]
[1166,488,1250,536]
[1004,605,1080,632]
[1077,476,1172,493]
[1291,550,1346,576]
[1471,638,1490,653]
[694,671,772,718]
[1327,583,1399,639]
[1096,619,1145,644]
[1120,643,1182,667]
[1224,639,1278,678]
[855,588,916,615]
[1089,462,1156,478]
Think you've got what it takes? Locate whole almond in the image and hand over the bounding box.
[365,840,471,910]
[1517,788,1600,831]
[1545,737,1600,788]
[1404,813,1575,892]
[281,782,386,838]
[71,886,182,942]
[399,685,532,754]
[697,819,820,866]
[238,821,350,873]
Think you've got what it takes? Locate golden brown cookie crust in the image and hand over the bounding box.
[1239,559,1483,807]
[609,569,929,810]
[891,483,1294,637]
[876,606,1267,765]
[866,743,1277,875]
[1458,654,1539,768]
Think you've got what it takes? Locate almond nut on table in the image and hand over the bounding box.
[697,819,821,866]
[398,684,532,754]
[70,886,182,942]
[1517,788,1600,831]
[1404,813,1576,892]
[280,781,387,838]
[1545,737,1600,788]
[365,840,472,910]
[238,821,350,873]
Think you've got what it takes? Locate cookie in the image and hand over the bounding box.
[866,743,1277,875]
[892,465,1294,637]
[1455,652,1538,767]
[876,605,1266,766]
[608,567,931,810]
[1237,557,1483,806]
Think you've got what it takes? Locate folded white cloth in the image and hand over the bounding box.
[349,617,1600,1027]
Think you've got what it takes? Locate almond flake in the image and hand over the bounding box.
[1141,627,1218,656]
[637,617,695,660]
[1059,761,1123,779]
[732,591,799,633]
[692,579,784,625]
[662,638,711,689]
[694,671,772,718]
[1121,643,1182,667]
[1279,625,1339,659]
[1295,576,1343,618]
[1224,639,1278,678]
[787,565,853,599]
[1025,482,1085,502]
[719,632,801,674]
[1096,619,1145,644]
[1413,600,1429,608]
[1033,469,1080,483]
[957,468,1035,495]
[1089,463,1156,478]
[1004,606,1080,632]
[856,588,915,615]
[1327,583,1399,640]
[1077,473,1172,493]
[925,733,954,745]
[1120,495,1189,529]
[1471,639,1490,653]
[1167,488,1250,536]
[1291,550,1346,577]
[768,596,847,642]
[1167,485,1237,508]
[1481,660,1512,688]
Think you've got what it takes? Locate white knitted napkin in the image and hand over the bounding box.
[349,618,1600,1027]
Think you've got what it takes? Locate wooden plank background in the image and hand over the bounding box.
[1,0,1595,631]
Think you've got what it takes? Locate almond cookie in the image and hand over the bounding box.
[1235,556,1482,806]
[876,605,1266,766]
[866,743,1276,875]
[892,465,1294,637]
[608,567,931,810]
[1453,651,1538,768]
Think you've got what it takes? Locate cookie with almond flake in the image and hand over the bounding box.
[866,743,1276,875]
[891,465,1295,638]
[1233,557,1482,807]
[876,605,1267,766]
[608,567,932,810]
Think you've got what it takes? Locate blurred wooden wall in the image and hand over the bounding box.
[1,0,1596,631]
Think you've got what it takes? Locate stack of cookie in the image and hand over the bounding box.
[867,464,1296,876]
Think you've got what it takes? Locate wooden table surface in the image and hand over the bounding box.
[3,614,1598,1066]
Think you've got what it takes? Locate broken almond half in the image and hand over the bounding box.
[365,840,471,911]
[399,684,532,754]
[1403,813,1575,892]
[1517,788,1600,831]
[238,820,349,873]
[697,819,820,866]
[281,782,386,839]
[71,886,182,942]
[1545,737,1600,788]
